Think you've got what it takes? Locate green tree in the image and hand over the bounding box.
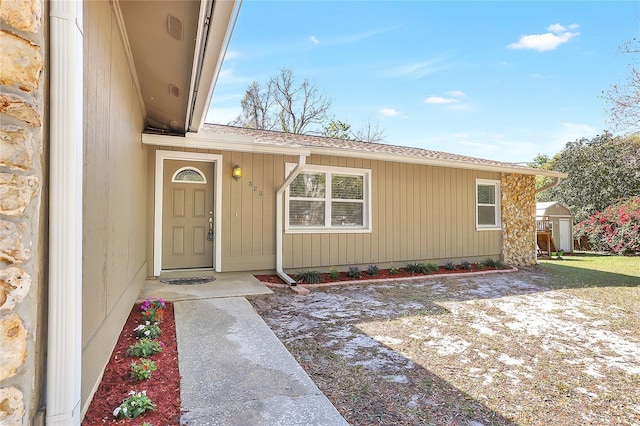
[323,119,352,139]
[534,132,640,222]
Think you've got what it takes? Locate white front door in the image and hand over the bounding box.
[558,219,571,252]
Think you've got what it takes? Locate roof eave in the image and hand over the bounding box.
[307,146,568,178]
[142,131,567,178]
[187,0,242,133]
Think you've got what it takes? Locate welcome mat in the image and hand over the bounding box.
[159,276,216,285]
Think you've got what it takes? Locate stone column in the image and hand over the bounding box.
[501,173,537,266]
[0,0,45,424]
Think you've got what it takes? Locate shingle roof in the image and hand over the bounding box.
[196,123,567,177]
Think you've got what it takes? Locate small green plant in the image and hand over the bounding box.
[329,266,340,280]
[130,358,158,382]
[296,270,321,284]
[142,423,152,426]
[140,298,165,322]
[459,260,472,270]
[405,262,428,273]
[443,261,457,270]
[483,258,499,268]
[113,390,156,419]
[127,338,163,358]
[425,262,438,273]
[475,262,486,270]
[347,265,361,278]
[366,264,379,276]
[389,265,399,275]
[484,258,507,269]
[134,321,161,339]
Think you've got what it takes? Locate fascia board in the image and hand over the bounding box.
[307,147,569,178]
[142,132,312,156]
[188,0,242,132]
[142,133,566,178]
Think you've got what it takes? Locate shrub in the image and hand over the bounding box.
[296,270,321,284]
[405,263,428,274]
[130,359,158,382]
[574,195,640,254]
[459,260,472,270]
[347,265,362,278]
[483,258,499,268]
[389,265,400,275]
[127,338,163,357]
[329,266,340,280]
[443,261,457,270]
[366,264,379,276]
[475,262,486,270]
[425,262,438,273]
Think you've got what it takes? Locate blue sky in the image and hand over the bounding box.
[206,1,639,163]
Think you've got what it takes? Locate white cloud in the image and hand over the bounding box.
[530,73,552,79]
[447,90,466,98]
[310,35,320,44]
[507,23,580,52]
[384,56,450,80]
[425,96,459,104]
[380,108,401,117]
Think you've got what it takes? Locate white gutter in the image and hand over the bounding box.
[275,155,307,285]
[47,1,83,425]
[188,0,242,132]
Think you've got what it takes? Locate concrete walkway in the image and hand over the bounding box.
[141,273,348,425]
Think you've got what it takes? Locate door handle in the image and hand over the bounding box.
[208,212,214,241]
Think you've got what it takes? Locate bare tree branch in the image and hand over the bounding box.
[602,37,640,133]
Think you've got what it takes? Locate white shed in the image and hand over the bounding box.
[536,202,574,253]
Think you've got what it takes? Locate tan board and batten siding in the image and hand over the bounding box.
[82,0,148,412]
[283,155,501,270]
[147,146,501,272]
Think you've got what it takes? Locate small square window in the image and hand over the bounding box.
[476,179,501,229]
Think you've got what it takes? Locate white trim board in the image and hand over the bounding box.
[154,150,223,276]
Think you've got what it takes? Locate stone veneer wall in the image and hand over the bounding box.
[501,173,537,266]
[0,0,45,424]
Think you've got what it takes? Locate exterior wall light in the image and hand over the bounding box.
[232,165,242,180]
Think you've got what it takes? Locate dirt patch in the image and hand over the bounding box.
[82,303,180,425]
[251,266,640,425]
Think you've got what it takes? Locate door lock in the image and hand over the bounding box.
[208,213,214,241]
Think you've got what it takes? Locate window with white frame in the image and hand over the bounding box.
[286,164,371,232]
[476,179,501,229]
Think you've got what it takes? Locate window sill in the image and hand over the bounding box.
[285,227,372,234]
[476,226,501,231]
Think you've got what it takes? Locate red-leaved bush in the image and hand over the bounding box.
[574,196,640,254]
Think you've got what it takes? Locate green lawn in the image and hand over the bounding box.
[539,252,640,319]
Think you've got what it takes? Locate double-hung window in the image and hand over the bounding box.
[476,179,501,230]
[286,164,371,232]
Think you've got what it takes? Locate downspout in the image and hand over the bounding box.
[535,176,562,194]
[47,1,83,425]
[275,155,307,285]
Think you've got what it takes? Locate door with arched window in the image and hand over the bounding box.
[162,160,214,269]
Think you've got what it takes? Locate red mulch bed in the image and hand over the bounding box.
[82,303,181,425]
[255,263,505,285]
